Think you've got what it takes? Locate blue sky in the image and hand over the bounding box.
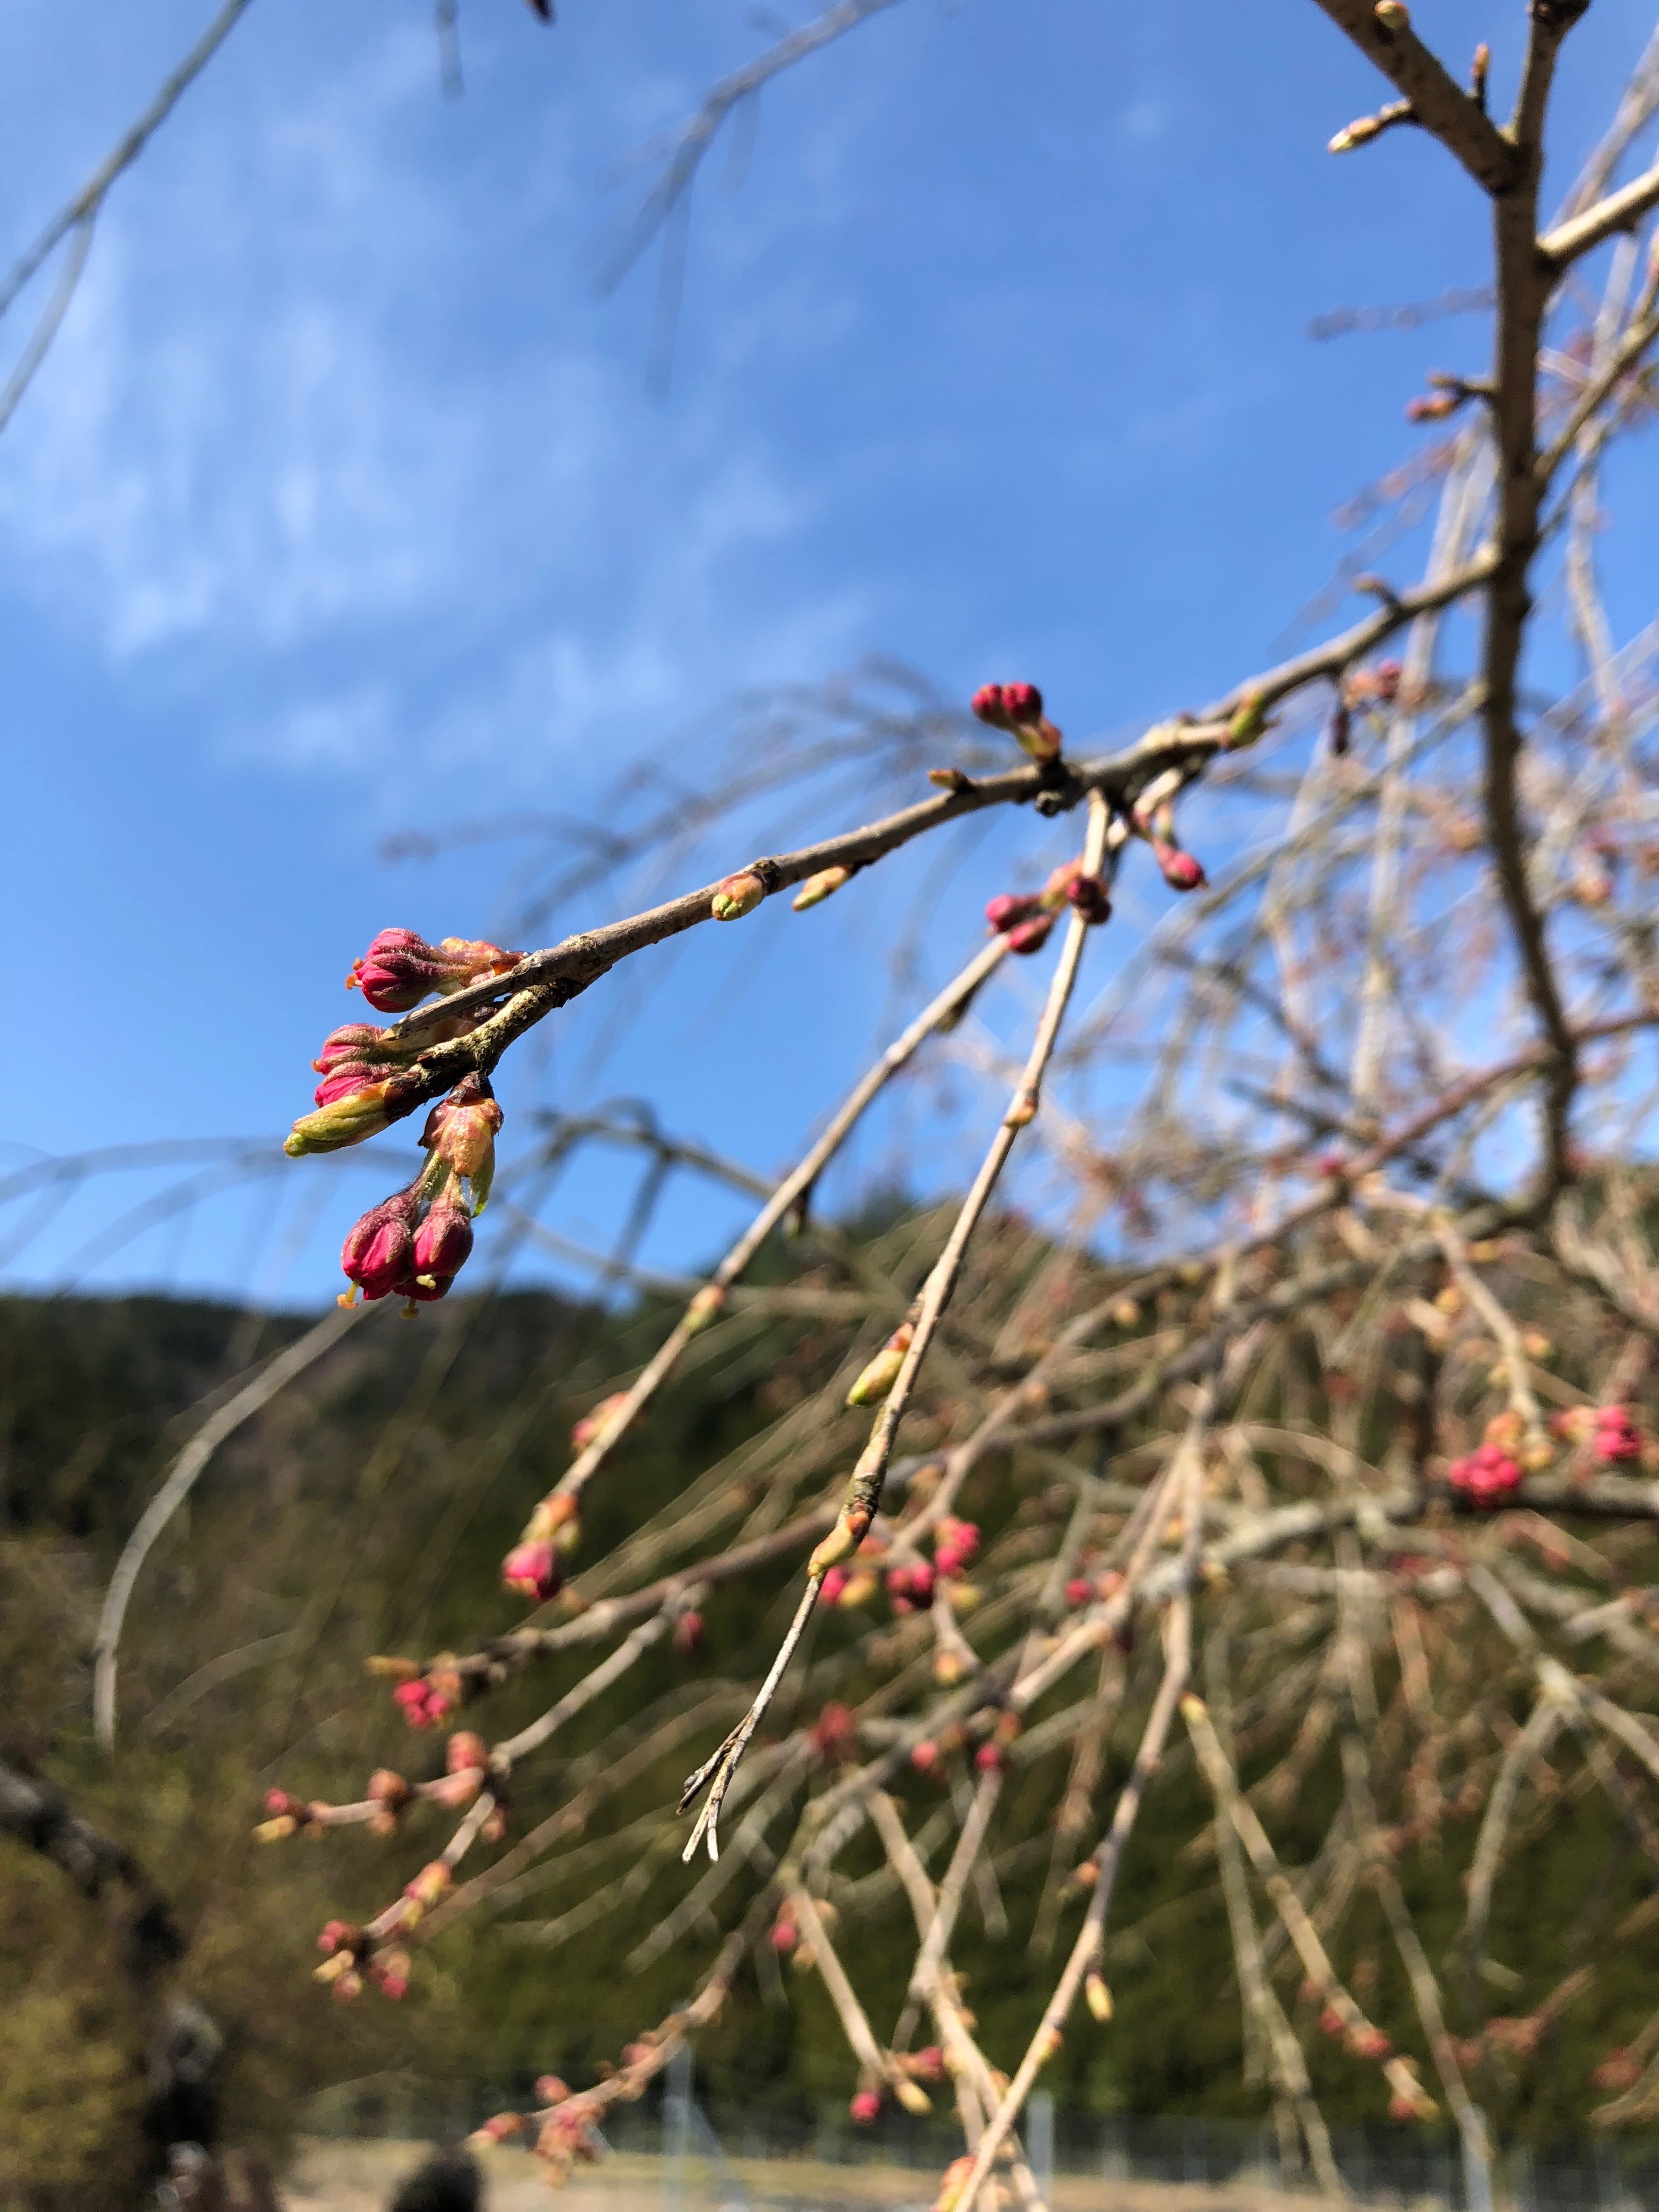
[4,0,1657,1308]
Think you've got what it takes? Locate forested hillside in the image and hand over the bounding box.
[5,1255,1656,2200]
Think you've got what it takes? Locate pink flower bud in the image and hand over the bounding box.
[374,1963,410,2003]
[820,1566,850,1605]
[849,2089,882,2125]
[317,1919,357,1955]
[286,1073,422,1158]
[911,1739,940,1775]
[810,1702,859,1764]
[347,929,520,1013]
[313,1023,391,1076]
[535,2076,571,2107]
[674,1610,704,1654]
[1153,843,1206,893]
[313,1063,401,1109]
[971,684,1014,729]
[419,1074,504,1203]
[571,1391,630,1453]
[769,1911,798,1955]
[985,891,1042,934]
[340,1191,420,1302]
[1064,1576,1092,1609]
[912,2046,944,2083]
[974,1742,1003,1775]
[1594,1406,1642,1463]
[410,1200,474,1297]
[445,1731,487,1775]
[1065,873,1112,924]
[503,1539,562,1604]
[403,1860,453,1910]
[1001,682,1043,725]
[1005,912,1057,955]
[711,871,765,921]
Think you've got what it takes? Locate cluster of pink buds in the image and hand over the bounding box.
[347,927,521,1013]
[313,1921,411,2004]
[1447,1443,1522,1506]
[970,681,1063,763]
[1590,1404,1643,1463]
[886,1559,936,1615]
[932,1516,980,1577]
[392,1677,454,1730]
[330,1073,503,1313]
[985,855,1102,956]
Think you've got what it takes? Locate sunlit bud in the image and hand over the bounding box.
[313,1949,356,1986]
[366,1771,411,1835]
[419,1074,503,1203]
[408,1200,473,1298]
[711,871,765,921]
[1374,2,1409,30]
[839,1568,882,1608]
[255,1814,299,1842]
[1086,1971,1114,2022]
[1111,1297,1140,1328]
[769,1911,798,1955]
[848,1321,915,1406]
[1348,2024,1392,2060]
[985,891,1043,934]
[1005,912,1057,955]
[972,682,1060,760]
[793,865,853,911]
[911,1739,941,1775]
[571,1392,631,1454]
[849,2089,882,2125]
[286,1075,418,1159]
[1319,2005,1346,2039]
[535,2077,571,2108]
[1329,113,1385,154]
[686,1284,726,1334]
[928,767,973,793]
[675,1609,704,1655]
[445,1732,487,1775]
[372,1950,411,2002]
[503,1539,562,1604]
[933,1649,967,1686]
[1034,2026,1063,2067]
[971,683,1015,728]
[887,1559,936,1614]
[974,1742,1003,1775]
[1407,391,1460,422]
[403,1860,453,1911]
[934,1517,980,1576]
[1153,842,1206,892]
[347,928,520,1013]
[1004,1090,1037,1128]
[1065,873,1112,924]
[1064,1576,1093,1609]
[895,2080,933,2116]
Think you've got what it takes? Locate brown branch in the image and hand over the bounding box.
[1307,2,1520,194]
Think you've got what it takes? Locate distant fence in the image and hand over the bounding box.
[301,2063,1659,2211]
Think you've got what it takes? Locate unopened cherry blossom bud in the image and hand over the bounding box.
[793,865,853,912]
[372,1950,411,2002]
[347,928,520,1013]
[712,871,765,921]
[895,2080,933,2116]
[503,1539,562,1604]
[1374,2,1409,31]
[686,1283,726,1334]
[286,1075,420,1158]
[1154,843,1206,893]
[1319,2005,1346,2039]
[847,1321,915,1407]
[1006,912,1057,955]
[367,1770,411,1832]
[910,2047,944,2084]
[419,1074,504,1205]
[849,2089,882,2125]
[535,2076,571,2107]
[408,1200,473,1299]
[1407,391,1459,422]
[571,1392,631,1454]
[1065,873,1112,924]
[1033,2025,1063,2066]
[403,1860,453,1911]
[1086,1971,1114,2022]
[470,2114,527,2149]
[911,1739,941,1775]
[675,1609,704,1655]
[445,1731,487,1775]
[985,891,1042,935]
[974,1742,1003,1775]
[820,1567,850,1605]
[1329,113,1385,154]
[928,766,973,793]
[338,1190,421,1304]
[1225,691,1269,750]
[769,1910,799,1955]
[255,1814,300,1842]
[316,1919,359,1956]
